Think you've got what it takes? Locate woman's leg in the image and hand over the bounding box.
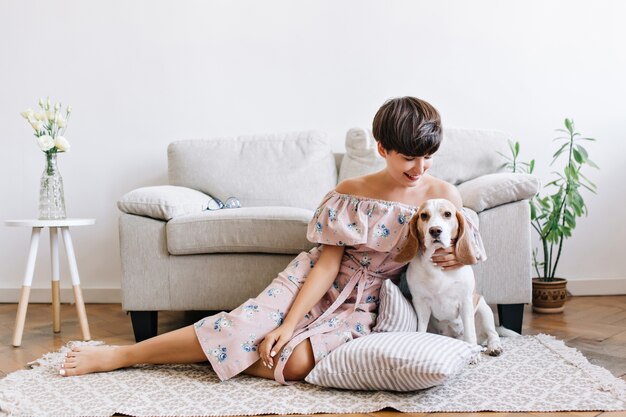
[60,325,207,377]
[61,250,321,379]
[61,325,316,382]
[243,339,315,381]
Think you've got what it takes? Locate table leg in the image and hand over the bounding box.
[50,227,61,333]
[60,227,91,341]
[13,227,41,347]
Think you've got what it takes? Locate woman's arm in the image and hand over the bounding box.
[282,244,345,328]
[259,244,345,367]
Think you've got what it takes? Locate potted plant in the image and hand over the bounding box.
[500,119,598,313]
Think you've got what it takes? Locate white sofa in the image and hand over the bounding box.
[117,128,540,341]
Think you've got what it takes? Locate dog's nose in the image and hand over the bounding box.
[429,227,442,238]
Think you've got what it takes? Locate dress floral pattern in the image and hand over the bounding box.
[194,190,480,385]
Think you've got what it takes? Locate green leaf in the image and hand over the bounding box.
[586,158,599,169]
[570,202,583,217]
[578,172,597,190]
[564,118,574,133]
[565,164,579,181]
[575,144,588,159]
[529,159,535,173]
[529,201,536,217]
[578,182,596,194]
[574,192,585,207]
[507,140,514,153]
[543,225,555,238]
[573,149,584,164]
[514,141,520,156]
[580,137,596,141]
[551,143,569,161]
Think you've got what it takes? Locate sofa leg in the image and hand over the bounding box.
[130,311,158,342]
[497,304,524,335]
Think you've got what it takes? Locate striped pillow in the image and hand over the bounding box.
[372,278,417,332]
[305,332,482,391]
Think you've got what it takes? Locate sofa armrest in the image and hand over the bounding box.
[473,200,532,305]
[117,185,211,221]
[119,213,171,310]
[457,173,540,213]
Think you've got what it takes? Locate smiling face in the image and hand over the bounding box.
[416,199,459,250]
[378,142,433,187]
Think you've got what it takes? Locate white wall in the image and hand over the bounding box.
[1,0,624,300]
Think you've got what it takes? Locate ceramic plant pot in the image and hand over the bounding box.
[532,277,568,313]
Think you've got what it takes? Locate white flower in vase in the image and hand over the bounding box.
[37,135,55,151]
[20,109,34,119]
[56,114,66,128]
[22,97,73,219]
[55,136,70,152]
[29,119,44,133]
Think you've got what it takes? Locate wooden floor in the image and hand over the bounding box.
[1,296,625,417]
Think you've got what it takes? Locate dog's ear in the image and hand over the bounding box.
[394,214,422,263]
[455,210,478,265]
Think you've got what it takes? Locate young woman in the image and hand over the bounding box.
[59,96,473,384]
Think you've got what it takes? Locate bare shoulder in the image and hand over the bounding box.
[427,176,463,209]
[335,175,371,196]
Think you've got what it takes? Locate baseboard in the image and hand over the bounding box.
[0,279,623,304]
[566,277,626,296]
[0,288,121,304]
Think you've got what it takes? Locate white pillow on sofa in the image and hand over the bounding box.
[117,185,211,221]
[457,173,540,212]
[305,332,481,391]
[168,131,336,211]
[338,127,515,186]
[373,279,417,332]
[338,127,385,182]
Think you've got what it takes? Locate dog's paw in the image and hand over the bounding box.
[485,345,503,356]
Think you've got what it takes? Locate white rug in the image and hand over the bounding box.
[1,334,625,417]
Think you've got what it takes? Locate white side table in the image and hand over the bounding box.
[5,218,95,347]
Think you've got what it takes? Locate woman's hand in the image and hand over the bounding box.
[258,324,295,369]
[431,247,464,271]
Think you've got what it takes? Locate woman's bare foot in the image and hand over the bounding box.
[59,345,128,377]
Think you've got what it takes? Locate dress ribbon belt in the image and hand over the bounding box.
[273,253,385,384]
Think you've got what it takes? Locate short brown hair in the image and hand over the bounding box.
[372,97,442,157]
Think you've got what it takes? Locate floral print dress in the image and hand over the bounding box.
[194,190,473,385]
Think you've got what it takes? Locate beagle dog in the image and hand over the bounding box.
[395,199,503,356]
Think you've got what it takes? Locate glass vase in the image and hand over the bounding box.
[39,152,66,220]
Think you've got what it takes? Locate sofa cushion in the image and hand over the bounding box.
[338,128,385,183]
[458,173,540,212]
[168,131,337,211]
[338,127,511,185]
[117,186,210,221]
[428,128,511,185]
[166,207,316,255]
